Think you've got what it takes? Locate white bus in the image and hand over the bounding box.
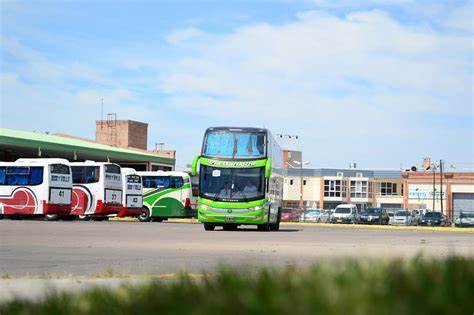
[70,161,123,219]
[117,168,143,217]
[0,158,72,218]
[137,171,194,222]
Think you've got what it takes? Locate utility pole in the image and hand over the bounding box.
[440,160,443,215]
[432,163,436,211]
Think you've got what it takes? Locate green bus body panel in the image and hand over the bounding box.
[198,197,266,209]
[143,183,192,218]
[199,157,267,168]
[197,197,270,225]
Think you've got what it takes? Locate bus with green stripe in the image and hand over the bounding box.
[136,171,194,222]
[191,127,284,231]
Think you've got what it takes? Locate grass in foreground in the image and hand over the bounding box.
[1,257,473,315]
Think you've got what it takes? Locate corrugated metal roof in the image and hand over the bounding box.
[0,128,175,165]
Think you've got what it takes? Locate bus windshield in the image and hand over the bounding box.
[202,130,266,159]
[72,166,100,184]
[199,165,265,201]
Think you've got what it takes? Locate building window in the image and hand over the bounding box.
[350,180,367,198]
[303,180,307,185]
[290,179,294,185]
[324,179,346,197]
[376,182,398,196]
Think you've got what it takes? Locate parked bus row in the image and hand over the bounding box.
[0,159,194,222]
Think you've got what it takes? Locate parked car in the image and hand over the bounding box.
[319,210,332,223]
[387,211,395,225]
[419,211,448,226]
[330,204,359,224]
[359,208,389,225]
[300,209,323,222]
[412,209,425,226]
[281,208,301,222]
[454,212,474,227]
[393,210,414,226]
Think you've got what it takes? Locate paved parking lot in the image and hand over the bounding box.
[0,220,473,276]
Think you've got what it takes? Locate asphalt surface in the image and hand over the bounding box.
[0,220,473,276]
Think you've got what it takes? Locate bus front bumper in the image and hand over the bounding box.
[117,207,142,217]
[42,202,71,215]
[198,207,267,225]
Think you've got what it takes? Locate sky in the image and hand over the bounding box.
[0,0,472,170]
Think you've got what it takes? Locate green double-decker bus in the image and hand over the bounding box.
[192,127,283,231]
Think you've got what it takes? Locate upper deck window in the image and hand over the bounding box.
[203,130,266,158]
[0,166,44,186]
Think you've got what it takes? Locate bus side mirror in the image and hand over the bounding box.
[191,156,200,176]
[265,159,272,178]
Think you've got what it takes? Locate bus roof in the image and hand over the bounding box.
[136,171,189,178]
[70,161,120,167]
[205,127,268,133]
[2,158,70,165]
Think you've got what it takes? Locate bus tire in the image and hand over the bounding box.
[78,215,91,221]
[45,214,59,221]
[257,223,270,231]
[271,208,281,231]
[138,207,151,222]
[203,223,215,231]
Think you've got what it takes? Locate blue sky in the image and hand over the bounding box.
[1,0,472,170]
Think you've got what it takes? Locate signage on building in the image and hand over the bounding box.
[408,187,445,200]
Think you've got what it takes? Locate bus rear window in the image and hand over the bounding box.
[50,164,70,174]
[127,175,141,184]
[142,176,170,189]
[105,164,121,174]
[72,166,100,184]
[0,166,44,186]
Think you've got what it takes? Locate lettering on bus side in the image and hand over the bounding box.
[51,175,71,183]
[205,160,262,168]
[105,174,121,182]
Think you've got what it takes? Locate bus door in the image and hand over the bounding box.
[125,174,142,208]
[49,164,72,206]
[104,165,122,205]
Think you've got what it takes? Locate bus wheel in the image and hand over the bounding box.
[78,215,91,221]
[45,214,59,221]
[257,223,270,231]
[138,207,151,222]
[203,223,215,231]
[223,224,238,231]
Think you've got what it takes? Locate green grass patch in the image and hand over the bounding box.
[1,257,473,315]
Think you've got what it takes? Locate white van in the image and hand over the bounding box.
[330,204,359,224]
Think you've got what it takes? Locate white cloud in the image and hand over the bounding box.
[165,28,203,45]
[160,8,472,167]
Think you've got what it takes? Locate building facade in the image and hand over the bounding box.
[283,167,474,218]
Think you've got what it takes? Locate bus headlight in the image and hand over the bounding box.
[249,205,265,211]
[198,203,210,210]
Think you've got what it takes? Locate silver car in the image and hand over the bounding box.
[393,210,413,226]
[454,212,474,227]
